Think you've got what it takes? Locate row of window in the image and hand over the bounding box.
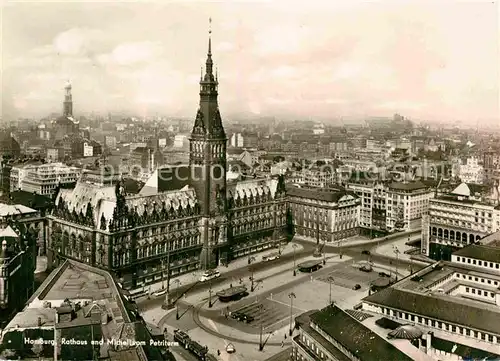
[455,256,500,270]
[464,286,495,298]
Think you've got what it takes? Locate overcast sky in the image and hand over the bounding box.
[2,0,499,125]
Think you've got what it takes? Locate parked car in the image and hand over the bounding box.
[353,284,361,290]
[379,272,391,277]
[361,250,371,255]
[200,269,221,282]
[230,311,242,320]
[241,314,254,323]
[226,343,236,353]
[231,312,254,323]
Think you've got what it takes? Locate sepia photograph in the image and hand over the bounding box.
[0,0,499,360]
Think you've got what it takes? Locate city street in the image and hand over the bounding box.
[141,231,425,361]
[137,242,316,311]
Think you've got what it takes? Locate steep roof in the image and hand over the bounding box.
[227,178,279,200]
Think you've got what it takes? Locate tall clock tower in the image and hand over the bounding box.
[190,20,228,269]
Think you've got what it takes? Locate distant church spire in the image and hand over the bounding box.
[63,80,73,117]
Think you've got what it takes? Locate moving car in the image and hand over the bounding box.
[226,344,236,354]
[379,272,391,277]
[353,284,361,290]
[152,289,167,297]
[361,250,371,255]
[199,269,221,282]
[262,252,280,261]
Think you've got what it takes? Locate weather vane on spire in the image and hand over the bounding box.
[209,17,212,34]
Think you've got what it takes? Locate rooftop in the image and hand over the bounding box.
[2,260,157,361]
[363,278,500,336]
[0,203,37,217]
[287,185,357,203]
[309,305,413,361]
[387,180,429,191]
[453,244,500,264]
[40,262,114,301]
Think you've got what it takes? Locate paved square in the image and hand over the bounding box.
[317,263,380,289]
[234,299,302,331]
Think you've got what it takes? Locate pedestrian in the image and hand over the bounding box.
[284,333,287,339]
[217,349,220,356]
[281,340,284,347]
[230,283,233,288]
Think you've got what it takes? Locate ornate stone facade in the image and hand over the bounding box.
[46,30,290,291]
[0,207,39,322]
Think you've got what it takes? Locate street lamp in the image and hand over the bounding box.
[288,292,296,336]
[258,304,264,351]
[327,276,334,305]
[173,280,181,319]
[292,243,298,276]
[249,267,255,292]
[161,248,173,310]
[393,245,400,281]
[322,235,327,265]
[208,282,213,308]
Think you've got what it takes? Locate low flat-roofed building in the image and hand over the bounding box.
[0,259,167,361]
[361,244,500,356]
[291,305,415,361]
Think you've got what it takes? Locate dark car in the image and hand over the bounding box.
[230,311,242,320]
[241,314,254,323]
[353,284,361,290]
[361,250,371,255]
[379,272,391,277]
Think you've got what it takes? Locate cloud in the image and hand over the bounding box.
[254,24,311,55]
[53,27,105,56]
[98,41,164,66]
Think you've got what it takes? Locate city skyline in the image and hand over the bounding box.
[2,1,499,125]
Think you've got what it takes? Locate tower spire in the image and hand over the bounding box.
[63,80,73,117]
[208,17,212,55]
[204,17,213,77]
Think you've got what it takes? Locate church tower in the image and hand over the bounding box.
[63,80,73,117]
[190,19,228,269]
